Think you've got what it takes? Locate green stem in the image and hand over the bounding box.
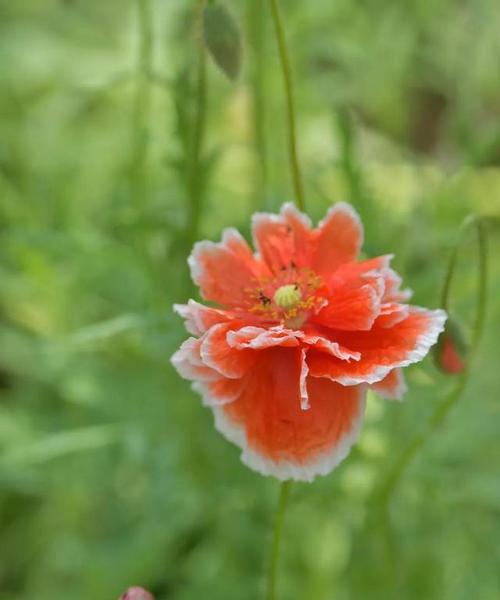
[266,481,292,600]
[131,0,153,207]
[187,30,207,248]
[376,215,488,505]
[248,0,269,209]
[267,0,305,211]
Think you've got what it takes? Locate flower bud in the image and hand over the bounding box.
[119,587,154,600]
[434,319,467,375]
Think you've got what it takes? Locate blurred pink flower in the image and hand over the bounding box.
[119,587,154,600]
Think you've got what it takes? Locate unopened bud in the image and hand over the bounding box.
[119,587,154,600]
[434,319,467,375]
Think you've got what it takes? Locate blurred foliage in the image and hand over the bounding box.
[0,0,499,599]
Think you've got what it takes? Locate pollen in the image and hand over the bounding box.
[273,284,302,309]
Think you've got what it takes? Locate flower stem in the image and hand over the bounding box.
[267,0,305,211]
[187,16,207,250]
[376,215,488,505]
[247,0,269,209]
[266,481,292,600]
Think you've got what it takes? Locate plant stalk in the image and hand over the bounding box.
[267,0,305,211]
[266,481,292,600]
[376,215,488,505]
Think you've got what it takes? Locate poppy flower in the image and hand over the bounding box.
[171,203,447,482]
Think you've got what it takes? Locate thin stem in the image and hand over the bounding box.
[248,0,269,209]
[471,217,487,350]
[267,0,305,211]
[376,373,467,505]
[187,3,208,250]
[191,31,207,168]
[376,215,489,505]
[266,481,292,600]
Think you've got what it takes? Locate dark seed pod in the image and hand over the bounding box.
[203,3,242,81]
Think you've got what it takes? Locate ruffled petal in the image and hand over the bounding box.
[211,347,366,482]
[301,327,361,361]
[188,228,268,307]
[170,338,220,382]
[227,326,300,349]
[371,368,407,400]
[312,203,363,276]
[374,302,410,328]
[200,323,257,378]
[307,307,447,385]
[327,255,411,303]
[174,300,236,336]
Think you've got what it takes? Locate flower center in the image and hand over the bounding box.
[273,284,302,309]
[244,266,327,327]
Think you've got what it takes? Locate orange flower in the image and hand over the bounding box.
[172,203,447,481]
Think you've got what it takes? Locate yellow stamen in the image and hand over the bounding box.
[273,284,302,309]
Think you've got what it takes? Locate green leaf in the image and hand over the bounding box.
[203,3,242,81]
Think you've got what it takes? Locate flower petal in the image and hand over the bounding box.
[192,377,243,407]
[227,326,300,349]
[281,203,315,267]
[375,302,410,328]
[174,300,236,336]
[200,323,257,378]
[314,282,382,331]
[299,349,310,411]
[188,228,267,307]
[371,368,407,401]
[307,307,447,385]
[301,327,361,361]
[211,347,366,482]
[170,337,220,382]
[251,203,317,273]
[312,203,363,276]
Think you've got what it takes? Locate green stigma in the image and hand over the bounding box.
[273,284,302,309]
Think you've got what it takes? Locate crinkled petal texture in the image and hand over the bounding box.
[172,203,447,482]
[213,347,366,481]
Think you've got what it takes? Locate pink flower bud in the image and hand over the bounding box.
[434,319,467,375]
[119,587,154,600]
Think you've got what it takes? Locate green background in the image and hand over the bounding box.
[1,0,499,598]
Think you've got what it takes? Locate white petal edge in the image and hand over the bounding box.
[199,322,246,379]
[211,388,366,483]
[280,202,313,228]
[187,227,249,292]
[170,339,220,382]
[302,334,361,362]
[331,307,447,386]
[174,299,234,337]
[191,380,240,407]
[317,201,364,255]
[227,326,300,350]
[299,349,310,411]
[173,302,203,336]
